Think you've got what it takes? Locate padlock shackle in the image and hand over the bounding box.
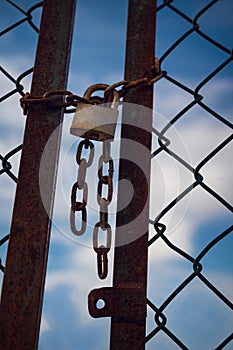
[83,84,119,108]
[83,84,108,100]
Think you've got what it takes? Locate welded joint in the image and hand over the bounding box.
[88,287,146,324]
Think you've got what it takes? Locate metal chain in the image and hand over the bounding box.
[19,57,161,279]
[19,57,163,114]
[70,139,94,236]
[70,139,113,279]
[93,141,113,279]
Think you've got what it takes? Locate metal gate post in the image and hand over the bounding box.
[88,1,156,347]
[0,1,76,349]
[110,1,156,348]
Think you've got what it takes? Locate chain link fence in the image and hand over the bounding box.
[0,0,232,349]
[147,0,232,348]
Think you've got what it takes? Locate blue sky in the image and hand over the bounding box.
[0,1,233,349]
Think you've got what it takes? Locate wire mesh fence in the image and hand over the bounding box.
[147,0,233,348]
[0,0,232,349]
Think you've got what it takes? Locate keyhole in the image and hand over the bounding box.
[96,299,105,309]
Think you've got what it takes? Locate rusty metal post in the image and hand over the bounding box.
[0,1,76,349]
[88,0,156,349]
[110,0,156,348]
[111,0,156,350]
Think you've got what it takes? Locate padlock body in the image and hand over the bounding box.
[70,104,118,141]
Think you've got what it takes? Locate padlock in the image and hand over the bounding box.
[70,84,119,141]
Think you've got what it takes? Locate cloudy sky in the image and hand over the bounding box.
[0,0,233,349]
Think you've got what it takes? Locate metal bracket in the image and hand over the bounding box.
[88,287,146,324]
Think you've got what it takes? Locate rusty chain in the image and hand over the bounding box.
[19,57,163,114]
[70,138,113,279]
[93,141,113,279]
[70,139,94,236]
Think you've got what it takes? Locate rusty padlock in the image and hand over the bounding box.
[70,84,119,141]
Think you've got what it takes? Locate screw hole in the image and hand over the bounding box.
[96,299,105,309]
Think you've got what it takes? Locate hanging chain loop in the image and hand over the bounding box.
[70,207,87,236]
[98,155,114,185]
[70,139,94,236]
[93,222,111,280]
[99,198,109,230]
[71,181,88,211]
[92,141,114,279]
[76,139,94,166]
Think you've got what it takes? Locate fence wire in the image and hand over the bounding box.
[0,0,232,349]
[0,1,42,274]
[147,0,232,348]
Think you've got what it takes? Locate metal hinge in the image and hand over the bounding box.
[88,287,146,324]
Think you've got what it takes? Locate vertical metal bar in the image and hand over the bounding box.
[0,1,76,349]
[110,0,156,348]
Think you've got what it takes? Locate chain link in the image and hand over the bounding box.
[97,156,114,203]
[70,139,94,236]
[93,141,114,279]
[93,222,111,280]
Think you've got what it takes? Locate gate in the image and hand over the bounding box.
[0,0,232,349]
